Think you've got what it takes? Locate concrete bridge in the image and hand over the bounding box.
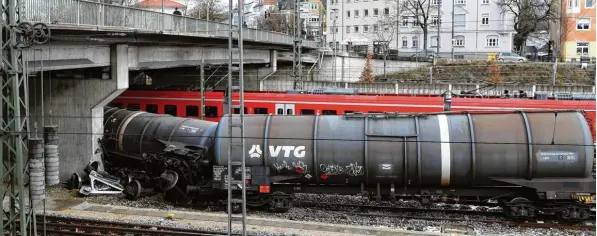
[21,0,322,180]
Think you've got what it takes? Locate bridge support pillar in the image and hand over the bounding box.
[29,44,129,181]
[270,50,277,72]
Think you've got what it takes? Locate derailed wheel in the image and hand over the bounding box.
[67,173,82,190]
[125,179,142,201]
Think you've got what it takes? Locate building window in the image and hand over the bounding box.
[431,16,441,26]
[164,105,177,116]
[364,9,369,17]
[254,108,268,114]
[576,42,589,55]
[373,25,379,32]
[335,27,338,33]
[346,26,351,33]
[354,26,359,32]
[454,14,466,26]
[384,7,389,15]
[347,10,350,18]
[401,16,409,26]
[402,37,408,47]
[205,106,218,117]
[354,10,359,17]
[186,105,199,117]
[364,25,369,32]
[486,35,498,47]
[373,8,379,16]
[145,104,158,113]
[127,103,140,110]
[455,0,466,4]
[576,18,590,30]
[430,36,438,47]
[300,109,315,115]
[482,0,489,3]
[587,0,594,7]
[481,13,489,25]
[412,36,419,48]
[454,35,465,47]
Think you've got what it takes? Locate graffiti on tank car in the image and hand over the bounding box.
[273,161,308,173]
[247,145,306,159]
[319,162,364,176]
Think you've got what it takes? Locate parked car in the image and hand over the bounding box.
[496,52,527,62]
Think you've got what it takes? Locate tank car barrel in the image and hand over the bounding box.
[214,110,594,187]
[103,106,218,158]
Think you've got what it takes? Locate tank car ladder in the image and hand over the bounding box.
[224,1,247,234]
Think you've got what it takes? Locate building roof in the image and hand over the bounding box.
[134,0,186,9]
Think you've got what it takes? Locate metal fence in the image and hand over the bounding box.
[260,79,596,98]
[22,0,318,48]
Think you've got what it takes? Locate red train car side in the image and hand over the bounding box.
[110,90,596,141]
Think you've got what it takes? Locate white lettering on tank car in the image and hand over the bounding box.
[179,125,199,133]
[269,145,306,158]
[248,145,306,158]
[382,164,392,170]
[248,145,263,158]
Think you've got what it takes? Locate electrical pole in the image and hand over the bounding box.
[450,0,454,60]
[226,0,247,235]
[292,0,303,89]
[435,0,442,65]
[331,9,338,82]
[1,0,49,235]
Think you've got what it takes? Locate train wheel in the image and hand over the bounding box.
[504,197,536,220]
[557,205,591,222]
[125,179,142,201]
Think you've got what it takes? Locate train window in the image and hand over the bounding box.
[287,109,293,115]
[233,107,248,114]
[109,102,123,108]
[254,108,268,114]
[164,105,177,116]
[301,109,315,115]
[146,104,158,113]
[205,106,218,117]
[186,105,199,117]
[277,108,283,115]
[344,110,356,114]
[127,103,140,110]
[322,110,337,115]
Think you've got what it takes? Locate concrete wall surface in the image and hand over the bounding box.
[28,45,129,181]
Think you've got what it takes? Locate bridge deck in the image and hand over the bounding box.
[22,0,319,49]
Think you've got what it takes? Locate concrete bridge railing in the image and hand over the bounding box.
[22,0,318,48]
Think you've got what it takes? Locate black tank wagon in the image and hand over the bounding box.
[75,107,595,222]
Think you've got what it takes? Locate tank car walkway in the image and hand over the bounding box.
[35,198,441,236]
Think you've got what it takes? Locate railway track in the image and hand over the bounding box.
[294,200,505,216]
[295,200,596,232]
[13,215,231,236]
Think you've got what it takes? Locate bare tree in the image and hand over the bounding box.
[497,0,557,54]
[400,0,434,57]
[187,0,228,22]
[254,8,294,34]
[359,13,398,76]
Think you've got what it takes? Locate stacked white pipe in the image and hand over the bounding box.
[29,138,45,201]
[44,125,59,186]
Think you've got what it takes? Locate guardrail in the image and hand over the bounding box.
[22,0,318,48]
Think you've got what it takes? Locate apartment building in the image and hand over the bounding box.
[559,0,595,61]
[326,0,516,58]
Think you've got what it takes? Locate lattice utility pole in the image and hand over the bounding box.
[1,0,50,235]
[225,0,247,235]
[292,0,302,90]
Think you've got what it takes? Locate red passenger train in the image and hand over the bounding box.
[110,89,597,141]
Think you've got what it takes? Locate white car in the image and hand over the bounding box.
[497,52,527,62]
